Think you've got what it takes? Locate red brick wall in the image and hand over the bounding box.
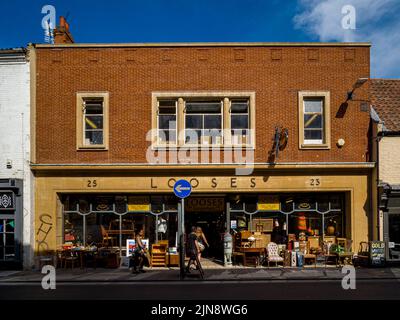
[34,45,370,164]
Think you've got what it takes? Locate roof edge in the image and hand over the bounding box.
[32,42,372,49]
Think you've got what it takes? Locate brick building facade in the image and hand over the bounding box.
[30,42,375,267]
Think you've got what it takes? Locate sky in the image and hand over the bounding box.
[0,0,399,78]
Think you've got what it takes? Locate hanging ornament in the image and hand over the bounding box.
[297,213,307,231]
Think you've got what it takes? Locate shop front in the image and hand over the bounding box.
[32,165,373,268]
[380,184,400,262]
[0,179,23,269]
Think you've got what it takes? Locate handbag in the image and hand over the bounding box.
[198,243,205,252]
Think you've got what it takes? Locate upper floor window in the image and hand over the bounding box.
[230,99,250,145]
[157,100,177,145]
[76,92,109,150]
[298,91,330,149]
[185,101,222,145]
[151,92,255,149]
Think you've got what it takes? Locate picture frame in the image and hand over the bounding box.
[126,239,136,257]
[126,238,150,256]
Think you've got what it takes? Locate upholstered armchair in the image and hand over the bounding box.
[267,242,284,267]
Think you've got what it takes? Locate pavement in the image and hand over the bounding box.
[1,266,400,282]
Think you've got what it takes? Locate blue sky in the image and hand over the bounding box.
[0,0,399,78]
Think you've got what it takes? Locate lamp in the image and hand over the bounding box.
[346,77,368,101]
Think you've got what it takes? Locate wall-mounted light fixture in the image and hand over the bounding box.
[346,77,368,101]
[337,138,345,148]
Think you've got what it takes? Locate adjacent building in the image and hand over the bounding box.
[0,48,32,269]
[371,79,400,262]
[29,36,375,264]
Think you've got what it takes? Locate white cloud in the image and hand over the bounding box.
[293,0,400,78]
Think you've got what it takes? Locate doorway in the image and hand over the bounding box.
[184,196,226,262]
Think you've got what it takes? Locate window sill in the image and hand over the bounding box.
[77,145,108,151]
[300,143,330,150]
[152,144,255,150]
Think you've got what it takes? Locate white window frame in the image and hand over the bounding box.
[298,91,331,149]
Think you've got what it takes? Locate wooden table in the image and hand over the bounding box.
[239,247,265,267]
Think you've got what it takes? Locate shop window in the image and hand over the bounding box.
[76,92,109,150]
[298,91,331,149]
[157,100,177,145]
[62,194,178,256]
[185,100,223,145]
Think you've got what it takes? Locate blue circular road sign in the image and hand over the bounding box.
[173,179,192,198]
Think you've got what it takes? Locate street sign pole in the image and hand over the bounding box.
[179,198,185,280]
[173,179,192,280]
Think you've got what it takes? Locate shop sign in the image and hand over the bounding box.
[370,241,386,266]
[0,192,13,210]
[186,198,225,212]
[128,196,150,212]
[257,195,280,211]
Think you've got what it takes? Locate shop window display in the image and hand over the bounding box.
[62,194,178,264]
[230,193,346,266]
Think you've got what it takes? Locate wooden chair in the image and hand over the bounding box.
[303,242,317,267]
[100,225,116,247]
[354,241,369,267]
[62,250,79,269]
[336,238,354,266]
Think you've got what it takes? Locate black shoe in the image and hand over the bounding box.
[139,269,146,273]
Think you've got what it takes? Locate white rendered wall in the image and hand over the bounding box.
[0,58,32,269]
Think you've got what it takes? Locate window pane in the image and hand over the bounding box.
[231,101,249,113]
[186,115,202,129]
[304,130,323,140]
[5,220,14,233]
[5,246,15,259]
[85,115,103,130]
[304,99,323,113]
[64,212,83,245]
[204,115,221,129]
[231,115,248,129]
[85,100,103,114]
[304,114,322,129]
[186,102,221,113]
[5,233,14,245]
[205,129,223,144]
[159,115,176,130]
[159,100,176,108]
[158,130,176,143]
[0,234,3,246]
[85,131,103,145]
[185,129,201,144]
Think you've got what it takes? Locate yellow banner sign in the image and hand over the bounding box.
[128,196,150,212]
[257,195,280,211]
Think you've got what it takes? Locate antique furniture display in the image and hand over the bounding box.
[151,243,167,267]
[266,242,284,267]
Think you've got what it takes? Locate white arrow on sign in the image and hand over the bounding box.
[175,184,191,193]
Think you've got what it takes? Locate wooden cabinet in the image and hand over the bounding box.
[167,253,179,266]
[151,244,167,267]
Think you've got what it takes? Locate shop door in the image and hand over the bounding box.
[0,216,16,262]
[386,213,400,260]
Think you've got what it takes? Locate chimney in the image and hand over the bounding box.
[53,16,74,44]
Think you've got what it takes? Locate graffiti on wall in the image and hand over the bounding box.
[36,214,53,252]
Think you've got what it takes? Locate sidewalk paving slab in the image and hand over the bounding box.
[1,267,400,283]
